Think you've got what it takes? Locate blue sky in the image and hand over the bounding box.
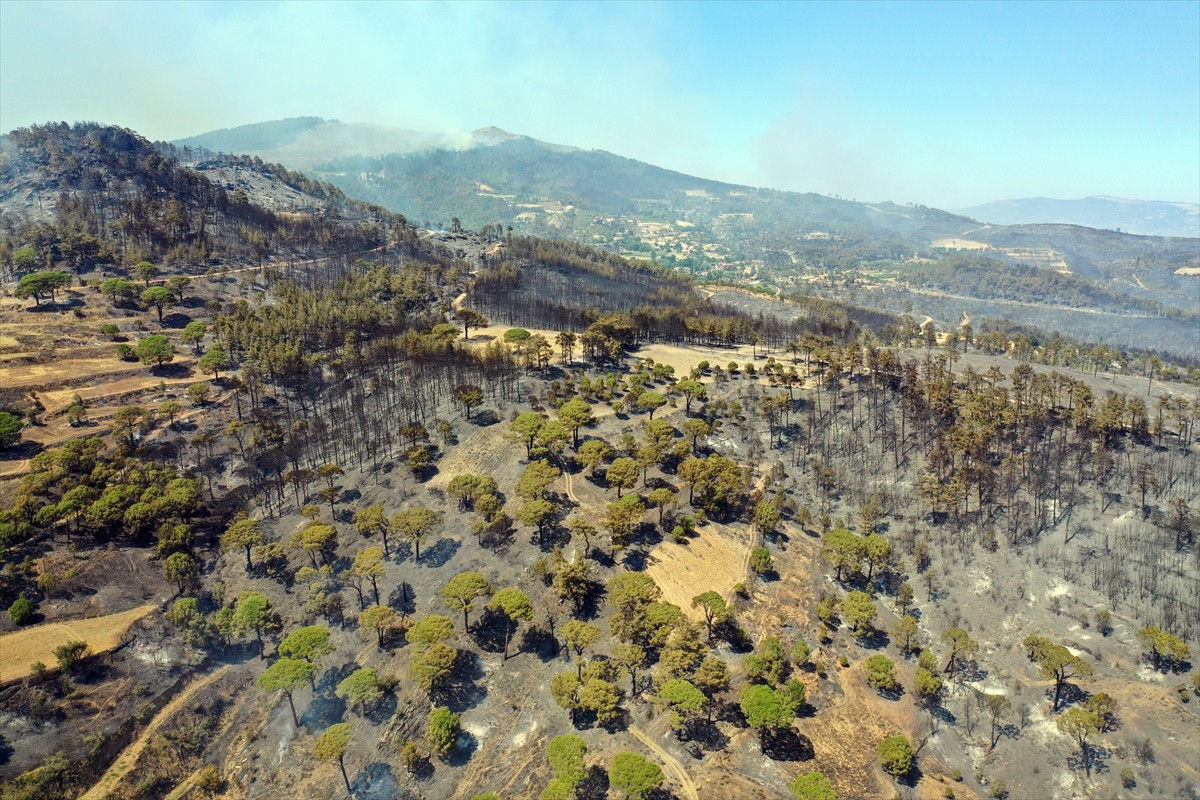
[1,0,1197,208]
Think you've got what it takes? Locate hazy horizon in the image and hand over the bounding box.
[2,1,1197,209]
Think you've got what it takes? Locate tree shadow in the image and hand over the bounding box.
[761,728,815,761]
[390,542,414,564]
[316,662,357,694]
[0,733,12,766]
[714,621,752,651]
[161,312,192,328]
[26,298,83,312]
[1046,682,1087,710]
[433,650,487,713]
[897,761,925,788]
[577,764,611,800]
[521,626,560,663]
[152,362,196,379]
[483,521,515,553]
[931,704,957,726]
[421,538,461,568]
[685,718,730,752]
[471,410,500,427]
[471,609,507,655]
[570,583,606,623]
[712,700,742,725]
[621,548,650,571]
[855,628,891,651]
[363,690,398,725]
[647,789,680,800]
[1067,743,1111,776]
[300,689,346,732]
[406,753,435,782]
[387,582,416,616]
[959,660,988,683]
[589,550,616,569]
[600,707,631,733]
[537,523,572,552]
[447,730,478,767]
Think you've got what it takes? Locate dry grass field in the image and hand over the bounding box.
[0,603,156,683]
[645,521,753,618]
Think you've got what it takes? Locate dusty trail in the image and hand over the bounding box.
[629,724,699,800]
[563,467,579,504]
[79,665,231,800]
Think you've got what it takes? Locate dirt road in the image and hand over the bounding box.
[79,665,231,800]
[629,723,699,800]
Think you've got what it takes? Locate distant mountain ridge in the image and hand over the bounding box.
[171,117,1199,358]
[953,196,1200,238]
[174,117,577,172]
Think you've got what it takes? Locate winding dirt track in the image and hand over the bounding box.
[628,723,699,800]
[79,665,231,800]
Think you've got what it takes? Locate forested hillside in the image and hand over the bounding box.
[0,122,400,277]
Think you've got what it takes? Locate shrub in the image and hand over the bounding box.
[865,655,897,692]
[788,770,837,800]
[54,640,90,672]
[426,706,460,756]
[1136,625,1190,672]
[749,546,773,574]
[878,735,914,778]
[8,593,35,625]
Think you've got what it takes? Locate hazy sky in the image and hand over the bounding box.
[2,0,1197,208]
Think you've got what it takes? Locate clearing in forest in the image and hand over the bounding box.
[428,422,515,485]
[645,520,753,617]
[635,341,760,376]
[0,603,156,684]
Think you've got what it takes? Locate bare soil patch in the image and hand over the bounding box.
[933,237,991,250]
[37,370,198,417]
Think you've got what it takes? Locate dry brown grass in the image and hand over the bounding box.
[428,422,514,487]
[645,521,753,619]
[932,237,990,250]
[0,603,156,683]
[635,341,759,377]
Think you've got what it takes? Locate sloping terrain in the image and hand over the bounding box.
[0,122,399,279]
